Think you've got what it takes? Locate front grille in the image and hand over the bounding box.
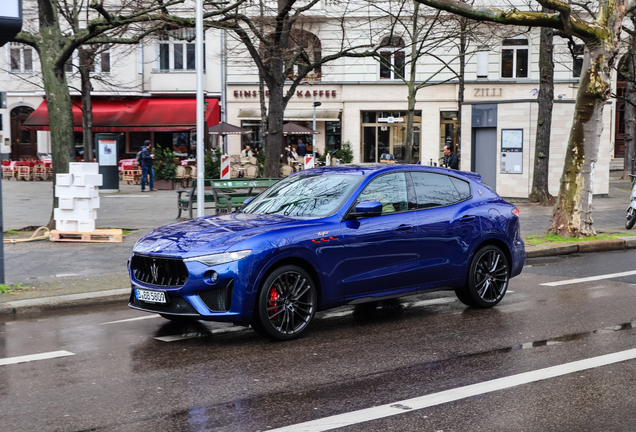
[130,293,198,315]
[199,280,234,312]
[131,254,189,287]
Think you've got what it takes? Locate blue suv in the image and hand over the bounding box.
[129,165,525,340]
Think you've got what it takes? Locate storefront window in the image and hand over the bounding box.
[361,111,421,163]
[241,121,263,151]
[325,121,341,153]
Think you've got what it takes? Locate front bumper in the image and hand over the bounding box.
[128,256,256,323]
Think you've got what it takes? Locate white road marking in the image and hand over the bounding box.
[155,326,245,342]
[540,270,636,286]
[269,348,636,432]
[0,350,75,366]
[100,315,162,325]
[409,297,456,308]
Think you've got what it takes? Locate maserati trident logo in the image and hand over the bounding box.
[150,261,159,282]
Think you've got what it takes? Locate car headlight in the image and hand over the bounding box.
[184,250,252,267]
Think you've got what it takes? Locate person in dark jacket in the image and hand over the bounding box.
[140,140,156,191]
[296,139,307,157]
[442,144,459,170]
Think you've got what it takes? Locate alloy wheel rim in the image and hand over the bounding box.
[474,250,509,302]
[266,271,314,335]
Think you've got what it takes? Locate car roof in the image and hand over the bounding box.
[297,164,483,183]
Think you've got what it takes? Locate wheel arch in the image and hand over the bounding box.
[473,237,512,268]
[255,256,324,311]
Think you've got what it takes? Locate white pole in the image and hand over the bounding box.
[196,0,204,218]
[221,27,228,154]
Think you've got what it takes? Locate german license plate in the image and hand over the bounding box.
[136,289,167,304]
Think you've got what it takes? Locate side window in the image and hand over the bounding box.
[356,173,408,215]
[411,172,461,209]
[449,176,472,200]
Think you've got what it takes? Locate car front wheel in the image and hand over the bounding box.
[456,245,509,308]
[252,265,317,341]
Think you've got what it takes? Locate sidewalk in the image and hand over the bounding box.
[1,177,633,316]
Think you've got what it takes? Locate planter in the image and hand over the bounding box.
[153,179,175,190]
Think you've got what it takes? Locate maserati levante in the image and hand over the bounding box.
[129,165,524,340]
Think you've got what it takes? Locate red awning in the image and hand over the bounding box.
[22,97,220,132]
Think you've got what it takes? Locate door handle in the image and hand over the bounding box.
[396,224,412,231]
[459,215,476,222]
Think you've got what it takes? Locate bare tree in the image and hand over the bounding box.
[214,0,376,177]
[12,0,242,226]
[529,8,555,205]
[414,0,635,237]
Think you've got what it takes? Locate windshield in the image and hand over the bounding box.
[242,174,361,218]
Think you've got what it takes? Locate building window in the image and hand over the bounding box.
[156,29,203,73]
[572,44,584,78]
[8,43,33,73]
[100,52,111,73]
[379,36,405,80]
[501,38,528,78]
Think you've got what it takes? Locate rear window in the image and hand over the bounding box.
[450,176,472,200]
[411,172,466,209]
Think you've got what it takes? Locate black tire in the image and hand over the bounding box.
[626,208,636,230]
[456,245,509,308]
[252,265,317,341]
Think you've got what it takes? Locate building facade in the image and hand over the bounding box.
[0,1,621,198]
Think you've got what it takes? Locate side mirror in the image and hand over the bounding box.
[351,201,382,218]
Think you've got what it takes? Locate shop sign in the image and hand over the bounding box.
[474,87,503,97]
[233,89,337,99]
[378,116,404,123]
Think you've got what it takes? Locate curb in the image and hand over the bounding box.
[525,237,636,259]
[0,288,130,317]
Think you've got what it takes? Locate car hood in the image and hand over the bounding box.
[134,213,300,257]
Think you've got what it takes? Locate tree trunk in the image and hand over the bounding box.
[623,23,636,181]
[37,0,75,228]
[528,23,554,206]
[405,86,416,164]
[79,48,94,162]
[264,77,285,178]
[547,48,610,237]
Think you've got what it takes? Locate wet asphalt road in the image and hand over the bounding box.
[2,251,636,432]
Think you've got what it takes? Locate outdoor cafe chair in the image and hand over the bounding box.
[2,165,14,181]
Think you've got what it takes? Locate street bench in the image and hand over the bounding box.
[177,178,281,219]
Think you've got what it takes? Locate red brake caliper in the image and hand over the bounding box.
[268,287,279,317]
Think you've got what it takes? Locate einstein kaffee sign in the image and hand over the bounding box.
[0,0,23,47]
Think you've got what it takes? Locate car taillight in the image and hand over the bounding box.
[512,207,520,216]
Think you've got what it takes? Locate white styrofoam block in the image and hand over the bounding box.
[58,197,74,210]
[69,162,99,175]
[55,185,99,199]
[77,220,96,233]
[73,174,103,187]
[56,220,78,231]
[56,174,74,187]
[54,208,97,221]
[73,197,100,210]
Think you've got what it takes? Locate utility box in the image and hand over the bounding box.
[95,133,120,192]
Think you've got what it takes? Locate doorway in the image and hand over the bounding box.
[10,106,37,160]
[361,111,421,163]
[473,128,497,189]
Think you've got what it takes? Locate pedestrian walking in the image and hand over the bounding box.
[139,140,157,191]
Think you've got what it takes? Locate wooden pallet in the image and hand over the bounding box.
[50,229,123,243]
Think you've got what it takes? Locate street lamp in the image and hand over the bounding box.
[312,98,321,162]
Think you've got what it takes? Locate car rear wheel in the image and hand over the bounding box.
[456,245,509,308]
[252,265,317,341]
